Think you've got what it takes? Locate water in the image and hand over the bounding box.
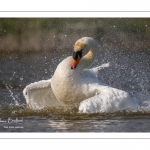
[0,48,150,132]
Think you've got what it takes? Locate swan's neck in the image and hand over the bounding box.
[77,48,97,72]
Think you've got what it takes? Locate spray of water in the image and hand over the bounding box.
[5,84,19,106]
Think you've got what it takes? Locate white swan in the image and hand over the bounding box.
[23,37,139,113]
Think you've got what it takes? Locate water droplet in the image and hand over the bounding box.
[11,111,15,114]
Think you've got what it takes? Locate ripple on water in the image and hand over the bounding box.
[1,104,150,120]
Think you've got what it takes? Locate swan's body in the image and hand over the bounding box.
[51,56,101,107]
[23,37,139,112]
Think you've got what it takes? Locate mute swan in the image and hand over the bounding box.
[23,37,139,113]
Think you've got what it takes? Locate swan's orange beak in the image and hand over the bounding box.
[71,55,81,69]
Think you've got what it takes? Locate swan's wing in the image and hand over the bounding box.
[82,62,110,78]
[90,62,110,78]
[79,86,139,113]
[23,79,62,110]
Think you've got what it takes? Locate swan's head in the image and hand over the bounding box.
[71,37,98,69]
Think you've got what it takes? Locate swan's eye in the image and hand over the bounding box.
[73,50,83,60]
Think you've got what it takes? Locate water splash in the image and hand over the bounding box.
[1,50,150,116]
[0,104,150,118]
[5,84,19,106]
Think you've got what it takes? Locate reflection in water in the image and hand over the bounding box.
[0,104,150,132]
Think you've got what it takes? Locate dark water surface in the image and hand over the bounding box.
[0,48,150,132]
